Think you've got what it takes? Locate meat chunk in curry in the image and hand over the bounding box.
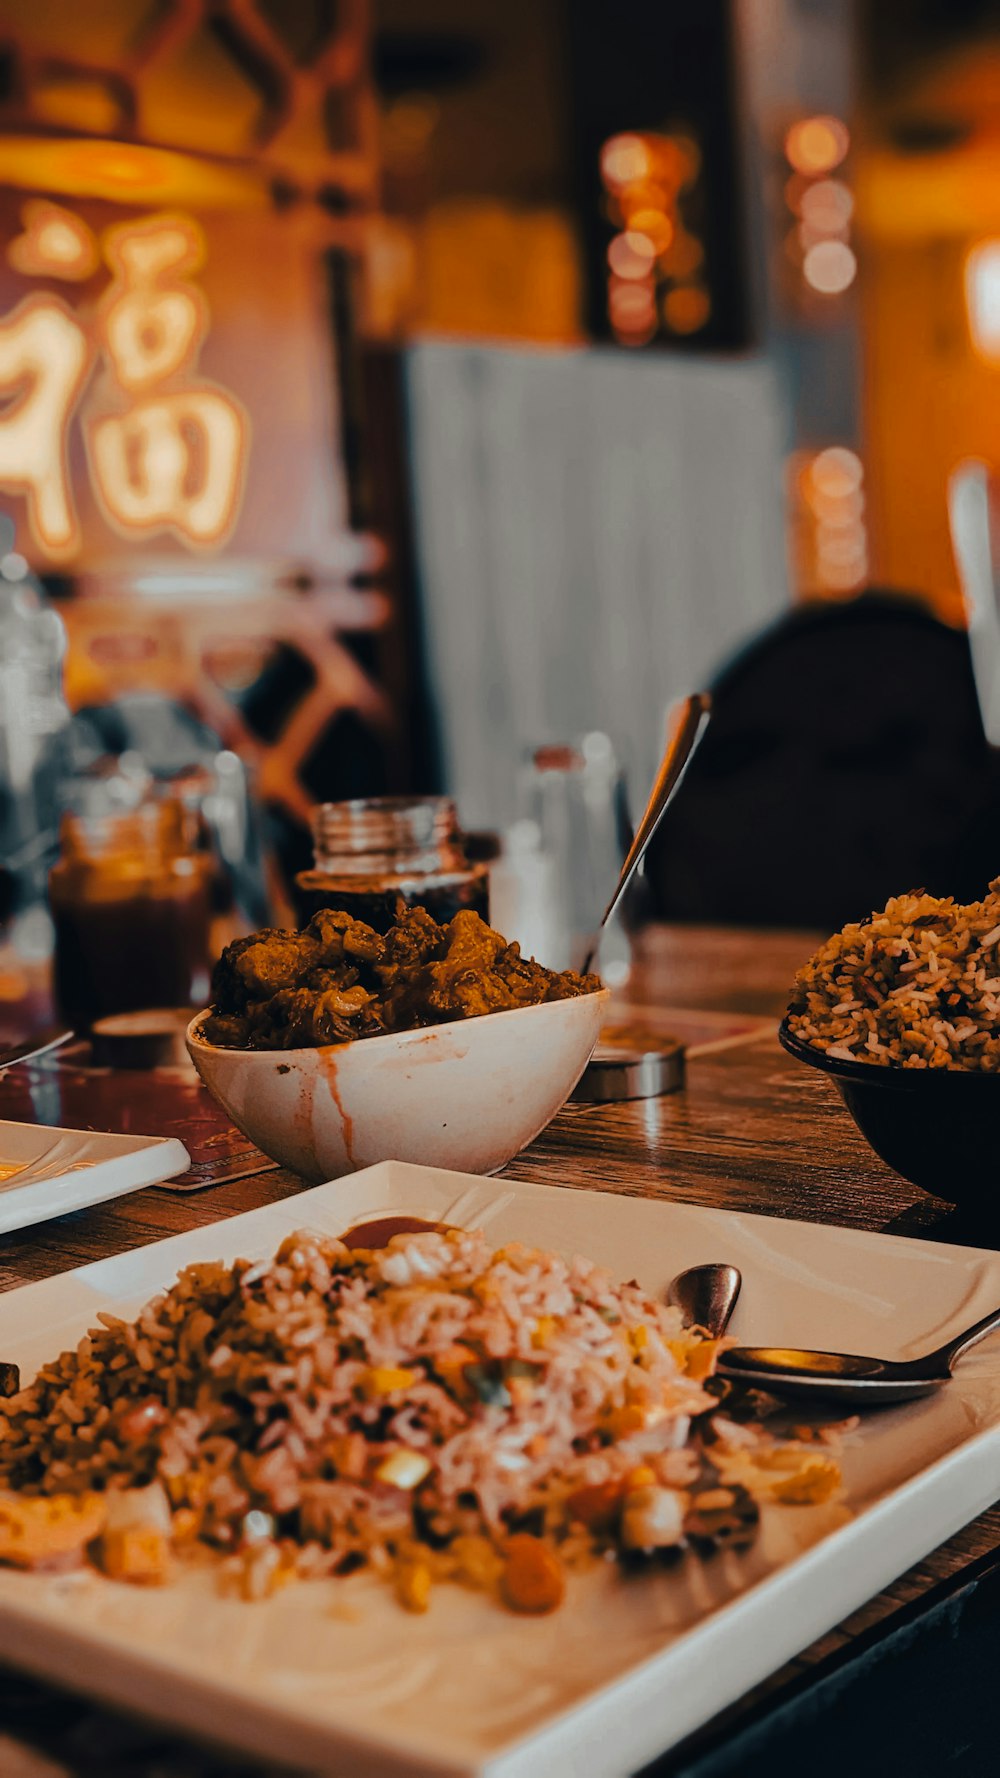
[202,906,601,1050]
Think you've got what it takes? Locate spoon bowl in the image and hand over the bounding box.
[718,1346,945,1406]
[667,1262,741,1340]
[717,1296,1000,1408]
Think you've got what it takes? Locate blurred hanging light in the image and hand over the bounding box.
[612,321,657,348]
[966,241,1000,360]
[803,240,857,294]
[793,447,868,596]
[607,231,657,279]
[799,179,853,235]
[809,447,864,500]
[609,278,655,323]
[662,284,711,334]
[651,133,701,192]
[600,135,652,188]
[626,208,673,254]
[600,127,707,347]
[618,178,670,217]
[783,173,810,215]
[785,116,850,175]
[661,231,703,279]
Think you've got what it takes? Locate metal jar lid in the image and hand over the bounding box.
[571,1038,685,1102]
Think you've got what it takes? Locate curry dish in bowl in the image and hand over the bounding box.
[202,906,602,1051]
[188,908,608,1181]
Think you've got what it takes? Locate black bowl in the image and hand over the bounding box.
[778,1019,998,1204]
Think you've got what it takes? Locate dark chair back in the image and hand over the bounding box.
[644,591,1000,930]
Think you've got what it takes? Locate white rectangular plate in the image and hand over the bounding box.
[0,1121,190,1232]
[0,1161,998,1778]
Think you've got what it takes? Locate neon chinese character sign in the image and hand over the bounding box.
[0,202,250,560]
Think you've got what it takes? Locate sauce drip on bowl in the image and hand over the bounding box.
[340,1216,453,1250]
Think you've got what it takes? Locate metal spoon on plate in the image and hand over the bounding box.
[714,1288,1000,1407]
[666,1264,758,1554]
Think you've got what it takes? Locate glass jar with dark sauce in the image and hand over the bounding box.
[294,797,489,933]
[49,800,213,1031]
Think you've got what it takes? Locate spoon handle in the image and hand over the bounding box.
[668,1263,742,1340]
[580,691,711,975]
[0,1027,74,1071]
[922,1302,1000,1376]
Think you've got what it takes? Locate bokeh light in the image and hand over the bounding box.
[799,179,853,234]
[627,209,674,254]
[794,448,868,595]
[607,231,656,278]
[661,232,704,278]
[810,447,864,500]
[966,240,1000,360]
[663,285,711,334]
[600,135,652,189]
[785,116,850,175]
[601,128,706,346]
[803,239,857,294]
[609,279,656,324]
[652,134,701,191]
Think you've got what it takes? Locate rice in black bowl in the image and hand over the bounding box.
[787,883,1000,1072]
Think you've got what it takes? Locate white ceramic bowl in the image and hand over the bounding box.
[186,990,609,1183]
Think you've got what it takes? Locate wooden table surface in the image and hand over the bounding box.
[0,924,995,1778]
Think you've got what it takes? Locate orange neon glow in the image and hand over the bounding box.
[89,389,248,547]
[0,139,267,211]
[64,142,172,194]
[0,294,93,557]
[785,116,850,175]
[87,215,248,546]
[100,215,208,391]
[8,201,99,281]
[0,208,250,558]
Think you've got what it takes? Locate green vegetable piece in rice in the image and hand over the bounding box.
[465,1363,512,1408]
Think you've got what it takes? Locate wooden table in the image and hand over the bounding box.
[0,925,997,1778]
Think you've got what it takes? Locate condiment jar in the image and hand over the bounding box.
[49,801,213,1031]
[294,797,489,932]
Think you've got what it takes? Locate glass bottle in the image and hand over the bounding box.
[294,796,489,932]
[0,569,70,938]
[49,800,213,1030]
[518,733,632,978]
